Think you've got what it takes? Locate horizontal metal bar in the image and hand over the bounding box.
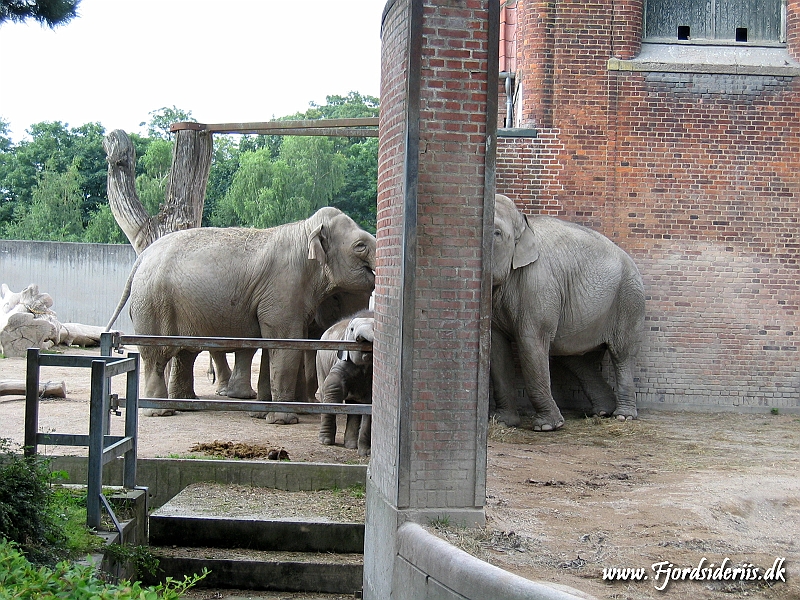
[35,433,127,448]
[137,398,371,415]
[102,357,138,378]
[36,354,120,368]
[102,436,134,464]
[36,433,90,447]
[118,335,371,352]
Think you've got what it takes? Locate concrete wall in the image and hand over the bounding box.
[0,240,136,333]
[52,456,368,509]
[394,523,589,600]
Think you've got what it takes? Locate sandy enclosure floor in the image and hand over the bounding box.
[1,346,799,600]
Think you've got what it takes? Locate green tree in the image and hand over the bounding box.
[135,138,172,215]
[204,134,240,225]
[212,92,378,231]
[336,136,378,233]
[211,136,345,230]
[143,106,195,139]
[0,121,107,229]
[83,203,127,243]
[4,162,84,241]
[0,0,79,27]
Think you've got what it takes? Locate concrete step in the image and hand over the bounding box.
[144,482,366,593]
[149,514,364,553]
[143,546,363,595]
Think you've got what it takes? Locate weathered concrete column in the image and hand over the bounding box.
[363,1,498,597]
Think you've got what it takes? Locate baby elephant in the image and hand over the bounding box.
[316,310,374,456]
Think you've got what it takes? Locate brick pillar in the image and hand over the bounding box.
[363,1,497,598]
[788,0,800,62]
[517,0,554,128]
[612,0,643,59]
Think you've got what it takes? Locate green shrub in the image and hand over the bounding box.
[0,438,68,564]
[0,538,207,599]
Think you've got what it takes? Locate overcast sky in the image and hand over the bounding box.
[0,0,384,143]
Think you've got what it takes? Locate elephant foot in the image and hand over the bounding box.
[266,412,299,425]
[222,386,257,399]
[142,408,176,417]
[613,406,638,421]
[492,410,521,428]
[319,434,335,446]
[344,439,359,450]
[358,445,371,457]
[531,409,565,432]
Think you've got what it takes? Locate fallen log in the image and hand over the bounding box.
[0,379,67,398]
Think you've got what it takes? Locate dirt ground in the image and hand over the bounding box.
[1,347,798,600]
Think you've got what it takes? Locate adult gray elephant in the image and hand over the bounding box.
[491,194,645,431]
[316,309,374,456]
[207,290,373,401]
[107,207,376,423]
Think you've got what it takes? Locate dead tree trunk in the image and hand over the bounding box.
[104,128,213,254]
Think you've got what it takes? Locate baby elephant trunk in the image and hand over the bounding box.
[347,317,374,366]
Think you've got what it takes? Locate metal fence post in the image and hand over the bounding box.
[24,349,41,457]
[87,359,107,530]
[123,352,140,489]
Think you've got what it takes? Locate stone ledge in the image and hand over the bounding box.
[609,43,800,77]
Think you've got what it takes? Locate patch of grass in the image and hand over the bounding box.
[50,488,105,557]
[770,407,780,415]
[347,483,366,499]
[429,515,451,528]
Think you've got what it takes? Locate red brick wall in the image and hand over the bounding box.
[497,1,800,412]
[789,0,800,62]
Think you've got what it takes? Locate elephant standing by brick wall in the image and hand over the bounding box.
[316,310,374,456]
[490,194,645,431]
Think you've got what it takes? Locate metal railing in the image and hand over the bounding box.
[23,332,371,530]
[24,348,140,531]
[100,331,373,416]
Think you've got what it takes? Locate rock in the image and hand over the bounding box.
[0,283,103,356]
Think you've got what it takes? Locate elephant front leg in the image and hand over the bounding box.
[357,414,371,457]
[141,349,175,417]
[225,349,257,399]
[490,329,522,427]
[263,348,301,425]
[517,337,565,432]
[610,351,638,421]
[168,349,200,403]
[344,414,361,450]
[319,413,337,445]
[209,351,232,396]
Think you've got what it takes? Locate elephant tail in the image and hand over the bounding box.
[105,252,144,331]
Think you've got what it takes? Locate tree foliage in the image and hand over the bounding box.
[0,0,79,28]
[0,92,378,242]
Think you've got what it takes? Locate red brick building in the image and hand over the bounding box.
[495,1,800,412]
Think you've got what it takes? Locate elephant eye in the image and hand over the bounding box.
[354,241,367,253]
[494,228,502,238]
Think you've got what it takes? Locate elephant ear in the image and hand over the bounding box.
[512,214,539,269]
[308,223,326,265]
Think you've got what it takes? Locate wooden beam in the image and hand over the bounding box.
[170,118,379,137]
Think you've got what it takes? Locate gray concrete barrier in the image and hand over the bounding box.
[0,240,136,332]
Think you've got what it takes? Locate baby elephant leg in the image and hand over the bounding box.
[344,414,361,450]
[319,413,337,445]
